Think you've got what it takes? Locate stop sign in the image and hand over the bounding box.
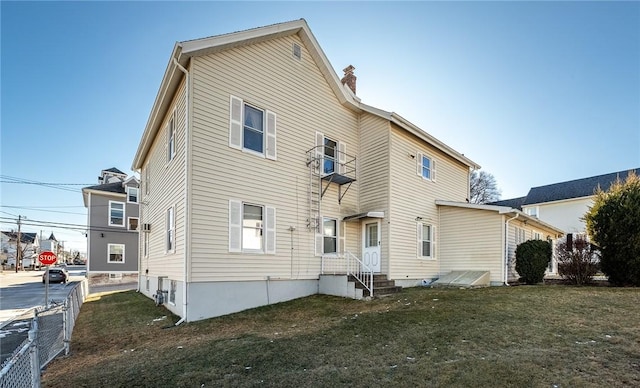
[38,251,57,265]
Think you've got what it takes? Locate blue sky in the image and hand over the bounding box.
[2,1,639,253]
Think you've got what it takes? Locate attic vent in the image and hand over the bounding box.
[292,43,301,60]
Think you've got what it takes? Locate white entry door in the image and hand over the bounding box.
[362,221,381,273]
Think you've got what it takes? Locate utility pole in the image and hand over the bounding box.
[16,215,22,273]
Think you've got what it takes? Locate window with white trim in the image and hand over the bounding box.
[533,231,542,240]
[229,96,277,160]
[228,200,276,254]
[144,165,150,195]
[315,132,347,176]
[108,244,125,263]
[109,201,125,227]
[525,207,538,218]
[169,280,177,305]
[323,217,338,254]
[167,113,176,162]
[417,222,436,258]
[166,206,175,252]
[515,227,526,245]
[417,153,436,181]
[128,217,139,231]
[127,187,139,203]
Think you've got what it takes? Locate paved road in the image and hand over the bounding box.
[0,266,86,364]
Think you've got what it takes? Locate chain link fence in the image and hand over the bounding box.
[0,279,88,388]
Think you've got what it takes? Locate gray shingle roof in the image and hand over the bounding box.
[2,231,37,244]
[523,168,640,205]
[103,167,126,175]
[488,197,526,210]
[83,181,125,194]
[490,168,639,208]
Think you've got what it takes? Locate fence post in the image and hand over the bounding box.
[29,318,41,387]
[63,299,70,356]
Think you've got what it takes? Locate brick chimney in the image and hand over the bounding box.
[341,65,356,94]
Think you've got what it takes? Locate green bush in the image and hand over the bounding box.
[585,171,640,286]
[556,235,600,285]
[515,240,552,284]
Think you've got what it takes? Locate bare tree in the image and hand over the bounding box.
[470,170,501,204]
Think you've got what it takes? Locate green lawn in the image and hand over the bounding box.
[43,286,640,387]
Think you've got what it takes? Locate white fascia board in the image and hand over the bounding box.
[523,195,595,208]
[360,105,480,169]
[82,188,126,200]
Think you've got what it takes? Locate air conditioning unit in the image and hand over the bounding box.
[142,223,151,232]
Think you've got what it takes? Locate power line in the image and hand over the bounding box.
[1,206,86,215]
[0,175,84,193]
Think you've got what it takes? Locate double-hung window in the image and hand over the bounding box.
[109,201,125,227]
[108,243,125,263]
[416,152,437,182]
[323,138,337,174]
[167,113,176,162]
[229,95,277,160]
[166,206,175,252]
[229,200,276,254]
[417,222,436,258]
[315,132,347,176]
[127,187,139,203]
[323,218,338,254]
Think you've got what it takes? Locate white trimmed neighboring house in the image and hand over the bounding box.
[132,19,564,322]
[1,231,39,269]
[82,168,140,286]
[491,168,640,274]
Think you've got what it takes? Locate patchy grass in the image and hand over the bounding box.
[43,286,640,387]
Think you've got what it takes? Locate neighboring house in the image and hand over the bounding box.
[82,168,140,286]
[131,19,564,322]
[491,168,639,273]
[1,231,39,268]
[39,232,61,262]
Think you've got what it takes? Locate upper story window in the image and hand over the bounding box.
[229,95,277,160]
[128,217,139,231]
[109,201,125,227]
[416,152,437,182]
[127,187,139,203]
[144,165,150,196]
[228,200,276,254]
[323,138,337,174]
[417,222,435,258]
[315,132,347,176]
[167,113,176,162]
[525,207,538,218]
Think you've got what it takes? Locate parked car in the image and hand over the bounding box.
[43,267,68,284]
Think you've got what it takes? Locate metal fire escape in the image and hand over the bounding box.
[305,145,356,232]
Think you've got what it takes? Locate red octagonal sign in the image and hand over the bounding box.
[38,251,57,266]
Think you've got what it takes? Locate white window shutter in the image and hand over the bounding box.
[265,206,276,254]
[431,225,437,259]
[315,232,323,257]
[431,158,437,182]
[416,152,423,177]
[315,132,324,174]
[416,222,423,257]
[229,200,242,252]
[338,141,346,174]
[265,111,277,160]
[229,95,243,150]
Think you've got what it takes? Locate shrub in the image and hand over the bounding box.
[585,171,640,286]
[515,240,552,284]
[556,235,600,285]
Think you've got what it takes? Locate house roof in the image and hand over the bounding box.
[103,167,126,175]
[435,200,565,236]
[487,196,526,210]
[48,233,57,241]
[494,168,640,207]
[82,181,126,207]
[132,19,479,171]
[2,231,37,244]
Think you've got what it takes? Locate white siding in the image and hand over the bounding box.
[387,124,470,280]
[189,34,359,282]
[439,206,504,284]
[140,79,187,280]
[524,197,593,234]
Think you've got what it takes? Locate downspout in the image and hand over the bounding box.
[173,56,189,326]
[504,213,519,286]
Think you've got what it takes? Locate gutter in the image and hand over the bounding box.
[503,213,519,285]
[173,56,190,326]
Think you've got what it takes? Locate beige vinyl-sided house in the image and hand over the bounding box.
[132,19,564,322]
